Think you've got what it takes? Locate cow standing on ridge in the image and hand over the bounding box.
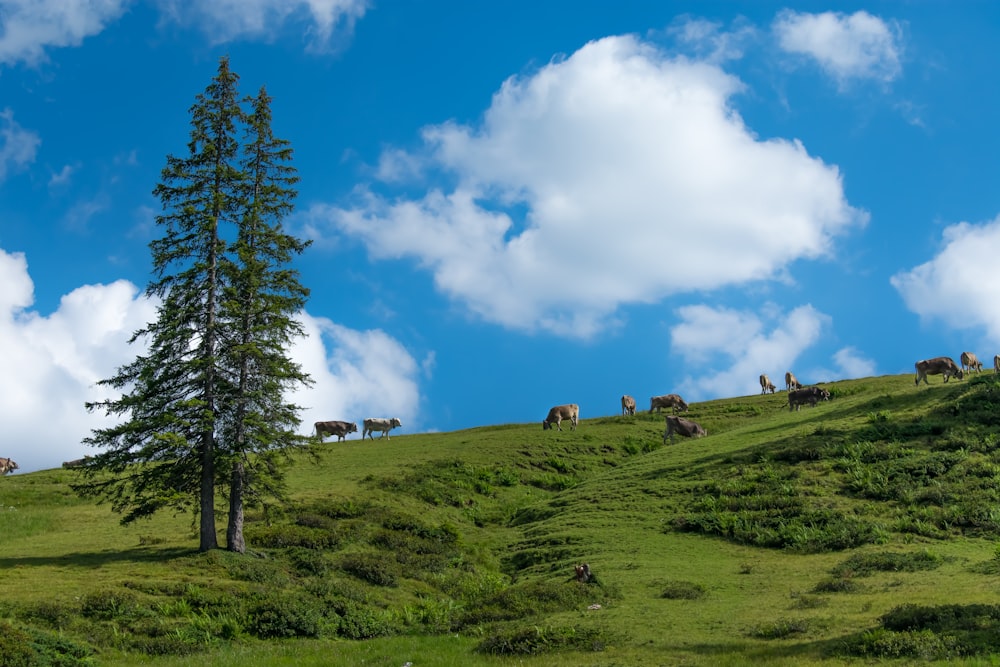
[785,372,802,391]
[315,420,358,442]
[961,352,983,374]
[650,394,688,413]
[620,395,636,416]
[543,404,579,431]
[0,458,18,475]
[363,417,402,440]
[914,357,964,385]
[759,374,776,394]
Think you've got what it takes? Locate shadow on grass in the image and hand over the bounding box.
[0,546,194,568]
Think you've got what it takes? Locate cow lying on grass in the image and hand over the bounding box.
[787,386,831,411]
[663,415,706,444]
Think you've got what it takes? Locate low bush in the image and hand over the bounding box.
[659,580,706,600]
[747,617,810,639]
[340,551,400,587]
[475,624,618,655]
[245,591,326,639]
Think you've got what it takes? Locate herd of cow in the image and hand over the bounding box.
[2,352,995,479]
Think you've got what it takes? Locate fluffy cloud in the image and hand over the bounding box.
[0,0,129,66]
[773,10,902,86]
[318,34,865,338]
[670,303,830,398]
[832,346,877,379]
[0,247,422,473]
[156,0,369,50]
[0,109,40,181]
[891,216,1000,341]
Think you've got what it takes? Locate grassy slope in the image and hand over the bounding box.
[3,373,1000,666]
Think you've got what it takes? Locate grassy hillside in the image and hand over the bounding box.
[5,373,1000,665]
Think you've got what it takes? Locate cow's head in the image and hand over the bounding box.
[542,420,552,430]
[391,418,402,428]
[349,422,358,432]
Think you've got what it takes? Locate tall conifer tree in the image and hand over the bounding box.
[220,87,311,553]
[77,58,311,553]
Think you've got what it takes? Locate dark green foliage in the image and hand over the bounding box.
[0,623,94,667]
[747,617,810,639]
[0,623,37,667]
[334,601,397,639]
[830,549,941,577]
[659,580,706,599]
[245,523,340,549]
[812,577,863,593]
[246,592,325,638]
[340,551,400,586]
[475,624,618,655]
[80,589,141,621]
[837,603,1000,659]
[457,579,597,626]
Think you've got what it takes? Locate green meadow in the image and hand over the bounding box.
[6,373,1000,665]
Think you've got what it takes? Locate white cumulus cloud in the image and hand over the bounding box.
[670,303,830,399]
[0,0,129,66]
[316,34,866,338]
[891,216,1000,342]
[774,10,902,86]
[0,246,422,473]
[155,0,368,50]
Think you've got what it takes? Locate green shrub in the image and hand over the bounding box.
[335,601,396,639]
[659,580,706,600]
[0,623,35,667]
[341,552,400,587]
[246,592,325,638]
[245,523,339,549]
[747,617,810,639]
[80,588,142,621]
[831,549,941,578]
[475,624,618,655]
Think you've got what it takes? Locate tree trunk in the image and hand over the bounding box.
[227,460,246,553]
[199,430,218,551]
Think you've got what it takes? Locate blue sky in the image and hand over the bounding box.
[3,1,1000,473]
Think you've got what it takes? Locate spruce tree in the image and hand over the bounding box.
[220,86,311,553]
[78,57,246,552]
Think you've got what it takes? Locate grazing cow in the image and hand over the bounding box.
[0,457,18,475]
[663,415,707,444]
[785,371,802,391]
[621,395,636,416]
[914,357,964,385]
[961,351,983,374]
[995,354,1000,375]
[787,386,831,411]
[650,394,689,413]
[62,456,92,469]
[759,374,776,394]
[314,420,358,442]
[542,404,579,431]
[363,417,402,440]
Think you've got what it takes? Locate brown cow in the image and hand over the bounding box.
[0,457,18,475]
[995,354,1000,375]
[785,371,802,391]
[961,351,983,374]
[650,394,688,413]
[759,374,776,394]
[663,415,707,443]
[314,420,358,442]
[915,357,964,385]
[542,404,579,431]
[620,395,636,416]
[787,386,831,411]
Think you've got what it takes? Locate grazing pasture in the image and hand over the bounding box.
[4,374,1000,665]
